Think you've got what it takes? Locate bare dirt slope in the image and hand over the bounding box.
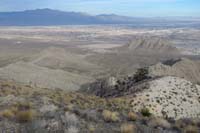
[31,47,104,75]
[149,58,200,84]
[87,37,181,76]
[119,36,180,56]
[0,61,93,90]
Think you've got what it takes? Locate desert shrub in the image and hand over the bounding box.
[128,111,137,121]
[134,68,149,82]
[141,108,151,117]
[1,82,12,88]
[16,110,35,122]
[175,118,198,131]
[184,125,199,133]
[120,123,136,133]
[64,104,74,112]
[88,124,95,133]
[66,126,79,133]
[10,106,18,114]
[15,102,32,110]
[148,117,171,129]
[62,112,79,127]
[0,109,15,119]
[102,110,120,122]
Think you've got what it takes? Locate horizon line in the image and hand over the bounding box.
[0,8,199,18]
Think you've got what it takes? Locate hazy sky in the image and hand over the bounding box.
[0,0,199,17]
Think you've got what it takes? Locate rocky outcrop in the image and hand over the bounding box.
[82,68,152,97]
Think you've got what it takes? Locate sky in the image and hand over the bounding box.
[0,0,199,17]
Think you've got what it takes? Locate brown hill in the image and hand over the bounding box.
[120,36,181,55]
[149,58,200,84]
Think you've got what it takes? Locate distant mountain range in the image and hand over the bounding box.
[0,9,199,26]
[0,9,135,26]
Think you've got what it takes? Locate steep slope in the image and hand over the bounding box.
[120,37,180,55]
[149,58,200,84]
[130,76,200,119]
[0,79,199,132]
[0,61,93,90]
[87,37,181,76]
[86,75,200,119]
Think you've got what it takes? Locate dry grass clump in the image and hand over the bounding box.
[0,102,36,123]
[120,123,136,133]
[184,125,199,133]
[88,124,95,133]
[66,126,79,133]
[128,111,138,121]
[0,109,15,119]
[0,80,35,96]
[15,102,36,123]
[102,110,120,122]
[16,110,35,122]
[174,119,199,132]
[1,82,12,88]
[148,117,171,129]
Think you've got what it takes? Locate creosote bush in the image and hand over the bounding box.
[141,108,151,117]
[134,68,149,82]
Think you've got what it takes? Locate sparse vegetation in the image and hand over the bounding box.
[0,79,199,132]
[0,101,36,123]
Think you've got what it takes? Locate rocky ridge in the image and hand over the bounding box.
[149,58,200,84]
[119,36,181,55]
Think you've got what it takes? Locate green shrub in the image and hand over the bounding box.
[134,68,149,82]
[141,108,151,117]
